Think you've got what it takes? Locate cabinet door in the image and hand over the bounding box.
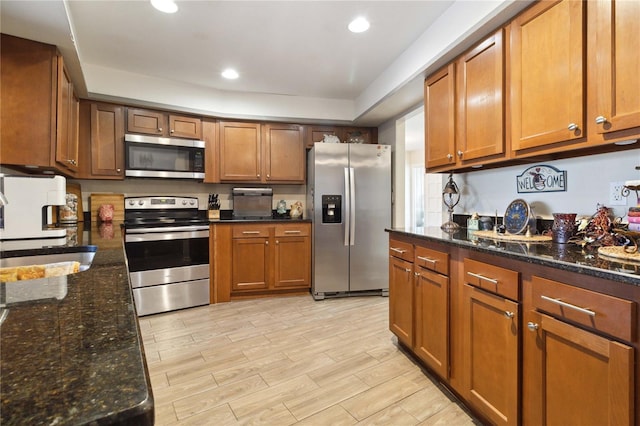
[126,108,166,136]
[425,63,456,170]
[389,256,414,347]
[457,29,505,163]
[525,312,633,426]
[232,237,269,291]
[510,0,585,152]
[219,121,262,181]
[55,58,78,174]
[263,124,305,183]
[304,125,338,148]
[589,0,640,138]
[202,119,219,183]
[169,115,202,139]
[274,236,310,288]
[464,284,519,426]
[414,267,449,379]
[90,103,125,178]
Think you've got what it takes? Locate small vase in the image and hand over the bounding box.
[551,213,577,244]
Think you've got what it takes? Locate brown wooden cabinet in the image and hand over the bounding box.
[462,258,520,426]
[587,0,640,145]
[424,63,456,170]
[126,107,202,139]
[304,125,378,149]
[202,119,219,183]
[456,28,506,166]
[523,275,635,425]
[219,121,305,183]
[262,123,305,183]
[389,253,414,348]
[413,246,449,380]
[510,0,586,155]
[84,102,125,179]
[226,222,311,296]
[0,34,79,176]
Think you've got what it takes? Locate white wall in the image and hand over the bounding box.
[456,149,640,220]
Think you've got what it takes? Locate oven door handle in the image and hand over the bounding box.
[125,229,210,243]
[126,225,210,234]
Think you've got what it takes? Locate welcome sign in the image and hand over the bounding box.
[516,165,567,193]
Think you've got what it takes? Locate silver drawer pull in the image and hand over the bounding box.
[466,271,498,284]
[405,268,412,273]
[504,311,515,319]
[390,247,407,254]
[284,230,301,234]
[540,295,596,317]
[242,231,261,235]
[417,256,436,264]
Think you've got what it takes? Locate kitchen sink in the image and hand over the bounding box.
[0,245,97,280]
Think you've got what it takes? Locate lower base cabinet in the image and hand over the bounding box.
[212,222,311,301]
[387,232,638,425]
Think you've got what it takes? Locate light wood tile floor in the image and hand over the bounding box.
[140,295,481,425]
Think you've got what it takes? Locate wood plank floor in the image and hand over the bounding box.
[140,295,481,425]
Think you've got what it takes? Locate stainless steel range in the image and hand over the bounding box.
[123,196,209,316]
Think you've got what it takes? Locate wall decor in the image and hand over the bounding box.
[516,164,566,193]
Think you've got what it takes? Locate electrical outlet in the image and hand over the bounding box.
[609,181,627,206]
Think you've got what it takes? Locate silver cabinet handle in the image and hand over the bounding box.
[170,129,175,133]
[66,159,77,165]
[242,231,261,234]
[466,271,498,284]
[595,115,607,124]
[267,174,270,178]
[457,150,463,158]
[158,127,163,132]
[257,174,260,178]
[390,247,406,254]
[568,123,579,131]
[417,256,436,264]
[405,268,412,273]
[275,240,279,244]
[414,272,420,277]
[540,295,596,316]
[447,153,453,160]
[116,168,122,173]
[527,322,539,332]
[265,240,269,245]
[284,230,301,234]
[504,311,515,319]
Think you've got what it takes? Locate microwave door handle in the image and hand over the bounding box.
[344,167,350,247]
[350,167,355,246]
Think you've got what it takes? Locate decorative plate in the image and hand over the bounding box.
[504,199,533,234]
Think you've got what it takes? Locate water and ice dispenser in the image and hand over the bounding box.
[321,195,342,224]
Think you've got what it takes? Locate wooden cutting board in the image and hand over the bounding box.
[90,193,125,222]
[472,230,552,242]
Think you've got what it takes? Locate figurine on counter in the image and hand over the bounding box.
[290,201,303,219]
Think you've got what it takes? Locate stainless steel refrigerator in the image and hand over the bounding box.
[306,143,391,300]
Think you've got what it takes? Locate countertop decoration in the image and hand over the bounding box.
[441,173,460,233]
[569,204,637,253]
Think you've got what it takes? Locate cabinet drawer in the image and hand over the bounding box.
[532,276,636,342]
[415,246,448,275]
[463,258,519,301]
[232,225,269,238]
[275,224,309,237]
[389,239,414,262]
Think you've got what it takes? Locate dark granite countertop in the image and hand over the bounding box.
[0,227,153,425]
[388,226,640,287]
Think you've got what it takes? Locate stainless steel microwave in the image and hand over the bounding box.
[125,134,205,179]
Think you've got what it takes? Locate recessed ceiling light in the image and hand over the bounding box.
[221,68,239,80]
[151,0,178,14]
[348,17,370,33]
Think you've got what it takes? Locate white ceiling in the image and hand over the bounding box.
[0,0,531,126]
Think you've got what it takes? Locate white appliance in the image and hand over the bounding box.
[306,143,391,300]
[0,175,66,243]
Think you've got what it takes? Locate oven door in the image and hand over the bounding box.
[124,225,209,288]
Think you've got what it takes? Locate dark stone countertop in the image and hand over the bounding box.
[387,226,640,287]
[0,229,153,425]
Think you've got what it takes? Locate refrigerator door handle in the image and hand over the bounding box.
[349,167,356,246]
[344,167,350,246]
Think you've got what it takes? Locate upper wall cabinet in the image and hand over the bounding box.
[81,102,125,179]
[218,121,305,184]
[456,28,506,166]
[126,108,202,139]
[587,0,640,145]
[1,34,79,176]
[425,29,506,173]
[425,64,456,171]
[510,0,586,155]
[304,126,379,149]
